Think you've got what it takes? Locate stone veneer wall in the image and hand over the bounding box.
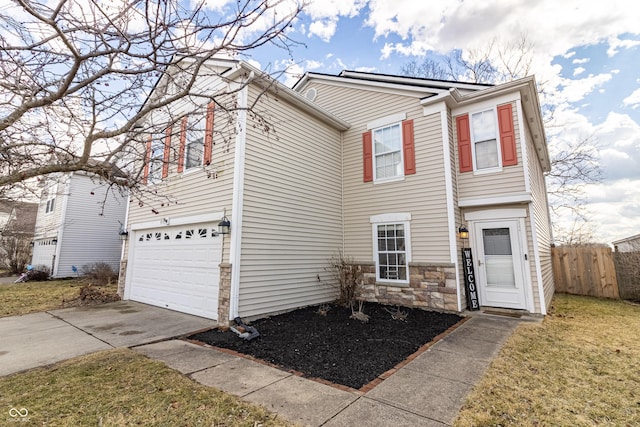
[217,263,232,327]
[357,262,459,311]
[117,260,127,297]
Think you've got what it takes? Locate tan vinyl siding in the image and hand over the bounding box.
[237,85,343,318]
[307,83,451,264]
[455,102,527,200]
[527,125,555,310]
[126,96,237,262]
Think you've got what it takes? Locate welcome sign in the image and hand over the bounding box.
[462,248,480,310]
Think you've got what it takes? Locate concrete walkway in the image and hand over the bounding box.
[134,314,529,426]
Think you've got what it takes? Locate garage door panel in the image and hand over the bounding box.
[128,222,221,320]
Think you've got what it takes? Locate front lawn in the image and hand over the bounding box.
[0,279,118,317]
[0,349,292,426]
[454,294,640,426]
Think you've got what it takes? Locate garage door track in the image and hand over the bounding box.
[0,301,216,377]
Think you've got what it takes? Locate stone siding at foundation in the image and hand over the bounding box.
[357,262,459,311]
[117,260,127,297]
[217,263,232,327]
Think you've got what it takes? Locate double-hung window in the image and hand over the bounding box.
[373,123,403,180]
[185,117,204,170]
[45,197,55,214]
[470,109,500,170]
[371,214,412,284]
[148,135,164,183]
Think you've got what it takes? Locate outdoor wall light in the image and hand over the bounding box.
[458,225,469,240]
[119,229,129,241]
[29,241,34,248]
[218,216,231,235]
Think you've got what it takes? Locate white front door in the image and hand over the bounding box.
[473,219,527,310]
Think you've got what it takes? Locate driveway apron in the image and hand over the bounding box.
[0,301,216,377]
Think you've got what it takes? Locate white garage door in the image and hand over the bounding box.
[128,222,221,319]
[31,239,57,272]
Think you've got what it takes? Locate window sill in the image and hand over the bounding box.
[373,176,405,185]
[375,281,410,288]
[473,166,503,175]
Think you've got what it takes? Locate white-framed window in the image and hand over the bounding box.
[373,123,404,181]
[470,108,501,171]
[185,117,204,170]
[371,214,412,284]
[148,135,164,183]
[45,197,55,214]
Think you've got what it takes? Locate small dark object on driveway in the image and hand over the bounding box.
[189,302,463,389]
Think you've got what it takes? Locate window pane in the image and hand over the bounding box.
[376,223,408,282]
[373,124,402,179]
[483,228,512,255]
[475,139,499,169]
[472,110,496,142]
[186,138,203,169]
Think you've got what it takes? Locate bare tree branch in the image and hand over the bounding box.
[0,0,304,198]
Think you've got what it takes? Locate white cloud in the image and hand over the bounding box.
[309,18,338,42]
[572,58,590,64]
[304,0,367,41]
[573,67,586,76]
[623,88,640,109]
[606,36,640,56]
[558,73,612,103]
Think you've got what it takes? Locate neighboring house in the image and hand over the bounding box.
[0,200,38,270]
[31,173,128,277]
[612,233,640,252]
[120,58,554,325]
[0,199,37,237]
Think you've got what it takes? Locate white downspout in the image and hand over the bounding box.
[228,84,249,320]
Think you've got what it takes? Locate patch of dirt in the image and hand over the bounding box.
[189,303,463,389]
[62,285,121,307]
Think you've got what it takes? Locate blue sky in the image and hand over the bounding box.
[239,0,640,244]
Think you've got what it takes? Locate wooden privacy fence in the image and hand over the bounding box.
[551,246,619,299]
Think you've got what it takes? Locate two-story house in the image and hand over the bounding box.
[31,173,128,277]
[119,59,554,325]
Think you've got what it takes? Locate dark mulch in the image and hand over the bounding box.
[188,303,463,389]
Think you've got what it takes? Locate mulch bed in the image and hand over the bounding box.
[188,303,463,389]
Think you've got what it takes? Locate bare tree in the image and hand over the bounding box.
[0,0,303,199]
[400,35,602,244]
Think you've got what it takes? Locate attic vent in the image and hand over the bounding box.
[304,88,317,102]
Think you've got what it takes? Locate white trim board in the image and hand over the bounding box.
[459,193,532,208]
[465,208,527,221]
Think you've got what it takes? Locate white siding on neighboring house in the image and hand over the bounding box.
[306,82,452,264]
[54,174,127,277]
[236,85,344,318]
[33,180,64,239]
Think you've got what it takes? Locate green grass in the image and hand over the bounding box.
[0,349,293,426]
[0,279,117,317]
[454,294,640,426]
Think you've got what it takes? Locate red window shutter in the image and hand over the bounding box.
[162,126,172,179]
[402,119,416,175]
[456,114,473,173]
[177,116,188,173]
[362,131,373,182]
[497,104,517,166]
[203,102,215,165]
[142,135,152,184]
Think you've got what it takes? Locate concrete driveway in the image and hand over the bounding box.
[0,301,216,376]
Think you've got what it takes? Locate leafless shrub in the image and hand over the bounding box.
[319,252,364,308]
[384,306,409,322]
[81,262,118,286]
